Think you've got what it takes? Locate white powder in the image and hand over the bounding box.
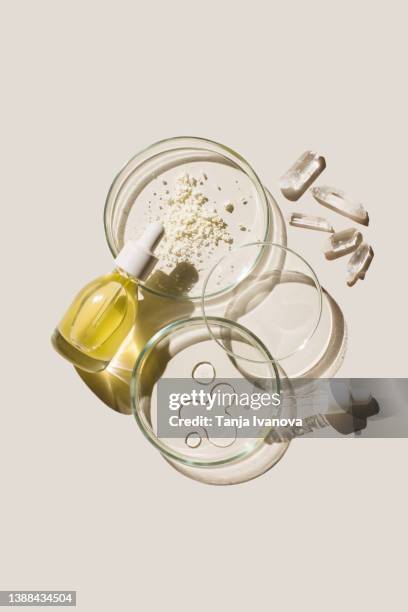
[153,172,234,270]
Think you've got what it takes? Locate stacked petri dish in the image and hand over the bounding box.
[100,137,339,484]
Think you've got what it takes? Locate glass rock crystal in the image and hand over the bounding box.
[289,212,334,233]
[347,243,374,287]
[324,228,363,260]
[311,186,369,226]
[280,151,326,201]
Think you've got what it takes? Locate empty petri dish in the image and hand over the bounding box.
[104,137,285,300]
[201,243,323,365]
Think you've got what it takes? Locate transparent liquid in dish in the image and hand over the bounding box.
[135,320,279,465]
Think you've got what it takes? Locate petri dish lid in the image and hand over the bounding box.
[201,242,323,364]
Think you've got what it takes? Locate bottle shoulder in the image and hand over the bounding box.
[81,268,137,289]
[67,270,138,310]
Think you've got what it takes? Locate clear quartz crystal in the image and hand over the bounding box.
[312,186,369,226]
[347,243,374,287]
[289,212,334,233]
[324,228,363,260]
[280,151,326,201]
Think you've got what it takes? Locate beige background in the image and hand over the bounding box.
[1,0,407,610]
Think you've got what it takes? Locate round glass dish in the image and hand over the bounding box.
[104,137,280,301]
[201,242,323,365]
[130,316,282,468]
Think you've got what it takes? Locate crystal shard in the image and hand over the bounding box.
[312,185,369,226]
[289,212,334,233]
[324,228,363,260]
[280,151,326,201]
[347,243,374,287]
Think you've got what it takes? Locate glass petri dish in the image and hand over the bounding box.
[104,137,282,301]
[130,317,283,468]
[165,431,290,485]
[201,243,323,365]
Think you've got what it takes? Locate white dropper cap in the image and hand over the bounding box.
[114,222,164,280]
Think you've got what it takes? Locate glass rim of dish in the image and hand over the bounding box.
[201,242,324,364]
[104,136,271,302]
[130,315,281,467]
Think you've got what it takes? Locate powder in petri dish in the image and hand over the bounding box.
[152,173,234,270]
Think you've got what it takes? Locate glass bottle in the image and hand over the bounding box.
[52,223,163,372]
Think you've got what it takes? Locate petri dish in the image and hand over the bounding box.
[165,431,289,485]
[104,137,284,301]
[130,317,286,468]
[201,243,323,365]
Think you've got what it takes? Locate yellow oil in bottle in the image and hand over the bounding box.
[52,223,164,373]
[74,263,197,413]
[52,270,138,372]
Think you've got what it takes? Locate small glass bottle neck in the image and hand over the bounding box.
[115,266,138,283]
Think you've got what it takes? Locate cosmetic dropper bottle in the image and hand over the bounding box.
[52,223,164,373]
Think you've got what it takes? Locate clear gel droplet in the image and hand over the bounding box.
[185,432,202,448]
[192,362,215,384]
